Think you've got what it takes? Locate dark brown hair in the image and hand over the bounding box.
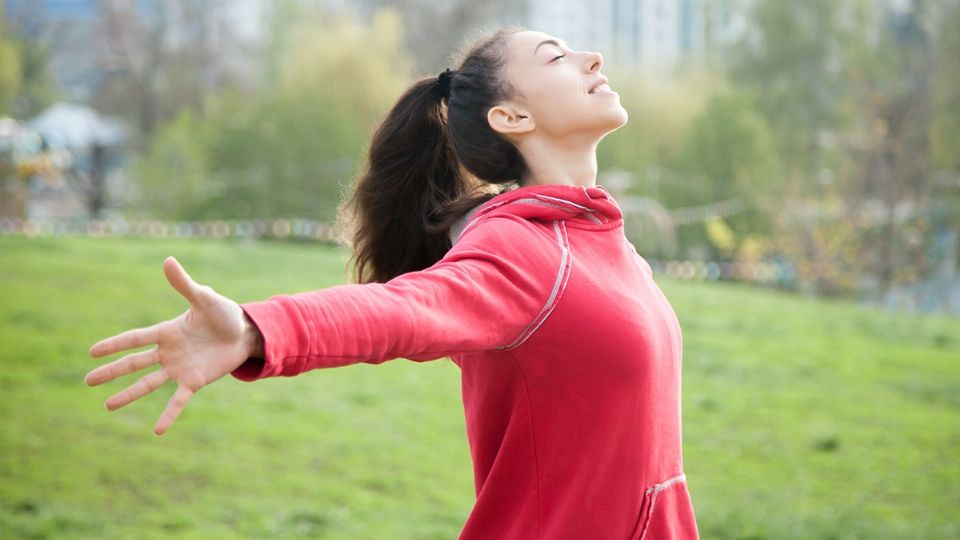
[336,25,532,284]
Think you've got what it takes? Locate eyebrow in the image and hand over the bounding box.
[534,39,567,56]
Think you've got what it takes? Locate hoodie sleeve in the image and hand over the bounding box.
[230,215,569,381]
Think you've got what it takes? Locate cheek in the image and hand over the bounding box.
[530,73,586,105]
[530,78,590,127]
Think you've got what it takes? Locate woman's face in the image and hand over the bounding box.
[490,30,628,143]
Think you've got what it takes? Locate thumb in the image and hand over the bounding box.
[163,256,207,307]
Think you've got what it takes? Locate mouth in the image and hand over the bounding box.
[588,77,616,96]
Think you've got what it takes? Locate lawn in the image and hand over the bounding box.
[0,235,957,539]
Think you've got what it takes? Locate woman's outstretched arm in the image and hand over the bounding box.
[231,215,567,380]
[85,215,565,434]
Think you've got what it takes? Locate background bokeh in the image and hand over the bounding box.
[1,0,958,538]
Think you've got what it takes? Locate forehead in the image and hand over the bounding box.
[508,30,569,58]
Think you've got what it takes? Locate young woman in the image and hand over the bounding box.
[85,26,701,539]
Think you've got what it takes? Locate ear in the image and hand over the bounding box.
[487,102,535,136]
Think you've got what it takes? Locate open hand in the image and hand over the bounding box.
[85,256,262,436]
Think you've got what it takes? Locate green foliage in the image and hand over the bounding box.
[123,1,959,298]
[728,0,850,168]
[661,90,780,260]
[672,90,779,205]
[722,0,960,296]
[603,70,710,164]
[275,8,414,124]
[598,68,720,196]
[0,34,20,115]
[13,36,58,117]
[928,0,960,172]
[130,110,211,219]
[133,7,415,222]
[195,88,360,220]
[1,235,958,539]
[0,22,58,118]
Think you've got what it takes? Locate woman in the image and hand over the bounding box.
[85,26,700,539]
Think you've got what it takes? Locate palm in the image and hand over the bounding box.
[85,256,252,436]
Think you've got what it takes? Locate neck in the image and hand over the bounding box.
[518,135,599,188]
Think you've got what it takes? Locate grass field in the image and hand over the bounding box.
[0,235,957,539]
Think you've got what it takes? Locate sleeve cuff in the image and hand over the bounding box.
[229,299,294,382]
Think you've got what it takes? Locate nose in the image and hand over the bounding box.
[584,51,602,73]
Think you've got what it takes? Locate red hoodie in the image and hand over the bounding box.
[231,183,701,539]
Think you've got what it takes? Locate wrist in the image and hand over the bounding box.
[242,312,265,359]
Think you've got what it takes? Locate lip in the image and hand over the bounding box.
[588,76,610,94]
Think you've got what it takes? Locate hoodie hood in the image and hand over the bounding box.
[451,183,624,244]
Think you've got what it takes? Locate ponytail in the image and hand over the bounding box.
[338,26,528,284]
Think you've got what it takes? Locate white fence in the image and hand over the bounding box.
[0,217,339,242]
[646,258,796,286]
[1,216,802,287]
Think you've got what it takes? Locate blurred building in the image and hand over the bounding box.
[4,0,268,103]
[4,0,101,102]
[522,0,754,73]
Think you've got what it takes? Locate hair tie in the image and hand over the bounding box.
[437,67,455,99]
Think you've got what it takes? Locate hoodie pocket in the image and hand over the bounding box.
[629,473,699,540]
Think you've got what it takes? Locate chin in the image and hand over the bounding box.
[599,107,629,134]
[559,107,630,139]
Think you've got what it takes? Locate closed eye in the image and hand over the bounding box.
[551,54,566,62]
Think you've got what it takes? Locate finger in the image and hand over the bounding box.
[85,347,160,386]
[105,368,170,411]
[154,385,194,436]
[163,256,210,308]
[89,322,164,358]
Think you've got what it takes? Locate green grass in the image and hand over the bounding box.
[0,235,957,539]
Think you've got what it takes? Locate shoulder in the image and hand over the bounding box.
[439,213,571,289]
[452,213,566,255]
[449,204,485,246]
[431,213,574,352]
[447,214,573,351]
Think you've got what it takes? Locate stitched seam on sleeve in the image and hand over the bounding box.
[495,219,571,351]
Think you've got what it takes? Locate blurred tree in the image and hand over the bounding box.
[13,36,58,118]
[354,0,526,72]
[855,2,933,295]
[725,0,909,295]
[668,89,780,260]
[0,18,58,118]
[96,0,168,143]
[728,0,851,182]
[95,0,260,146]
[725,0,960,298]
[275,7,413,126]
[927,0,960,178]
[133,7,415,222]
[0,31,19,115]
[131,109,210,219]
[203,7,411,221]
[598,68,718,199]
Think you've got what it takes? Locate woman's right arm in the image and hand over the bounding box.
[85,215,565,434]
[230,215,568,381]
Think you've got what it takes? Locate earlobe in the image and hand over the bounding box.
[488,104,535,136]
